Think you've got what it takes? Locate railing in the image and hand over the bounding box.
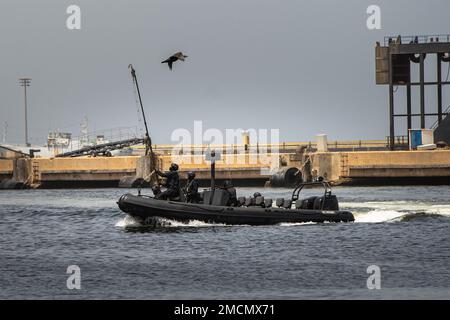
[384,34,450,46]
[52,137,392,157]
[386,136,409,149]
[131,140,389,156]
[431,106,450,130]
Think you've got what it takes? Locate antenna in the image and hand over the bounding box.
[80,116,89,146]
[2,121,7,144]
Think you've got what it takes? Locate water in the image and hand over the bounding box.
[0,186,449,299]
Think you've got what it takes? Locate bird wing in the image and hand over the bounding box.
[168,61,173,70]
[173,52,185,61]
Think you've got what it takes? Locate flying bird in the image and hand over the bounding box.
[161,52,188,70]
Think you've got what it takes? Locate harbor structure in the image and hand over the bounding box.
[1,34,450,189]
[376,35,450,149]
[1,137,449,189]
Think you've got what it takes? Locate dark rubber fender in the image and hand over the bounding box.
[270,167,302,187]
[0,179,25,189]
[118,176,149,188]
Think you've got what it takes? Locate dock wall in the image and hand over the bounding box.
[0,159,13,181]
[311,150,450,184]
[1,149,449,188]
[35,156,138,187]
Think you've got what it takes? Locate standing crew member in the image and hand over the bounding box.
[155,163,180,200]
[184,171,200,203]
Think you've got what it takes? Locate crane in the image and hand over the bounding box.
[128,64,159,187]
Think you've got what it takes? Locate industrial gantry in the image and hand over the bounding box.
[376,35,450,149]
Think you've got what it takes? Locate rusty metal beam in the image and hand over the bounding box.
[389,51,395,150]
[394,113,449,117]
[437,53,443,124]
[396,81,450,86]
[420,54,425,128]
[390,42,450,54]
[407,82,412,130]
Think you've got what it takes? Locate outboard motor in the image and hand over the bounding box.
[313,195,339,211]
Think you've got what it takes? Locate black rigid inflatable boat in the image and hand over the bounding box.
[117,181,354,225]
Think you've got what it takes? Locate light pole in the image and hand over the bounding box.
[19,78,31,147]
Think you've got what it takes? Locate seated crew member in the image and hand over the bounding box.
[252,192,263,206]
[184,171,200,203]
[151,184,161,197]
[223,180,238,206]
[253,192,262,199]
[155,163,180,200]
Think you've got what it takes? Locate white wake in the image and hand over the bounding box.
[340,201,450,223]
[115,216,227,228]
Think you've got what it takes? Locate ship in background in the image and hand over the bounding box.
[1,117,141,159]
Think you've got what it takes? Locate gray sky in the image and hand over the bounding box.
[1,0,450,145]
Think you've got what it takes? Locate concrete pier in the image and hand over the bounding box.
[0,153,277,188]
[310,149,450,185]
[0,157,137,188]
[1,145,449,188]
[0,160,13,180]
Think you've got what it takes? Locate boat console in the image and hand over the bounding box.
[291,181,340,211]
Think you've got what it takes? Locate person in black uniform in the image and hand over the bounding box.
[184,171,200,203]
[223,180,238,206]
[155,163,180,200]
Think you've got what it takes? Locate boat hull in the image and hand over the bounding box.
[117,194,354,225]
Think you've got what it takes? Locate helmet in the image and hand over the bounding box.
[169,163,179,171]
[187,171,195,179]
[253,192,262,198]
